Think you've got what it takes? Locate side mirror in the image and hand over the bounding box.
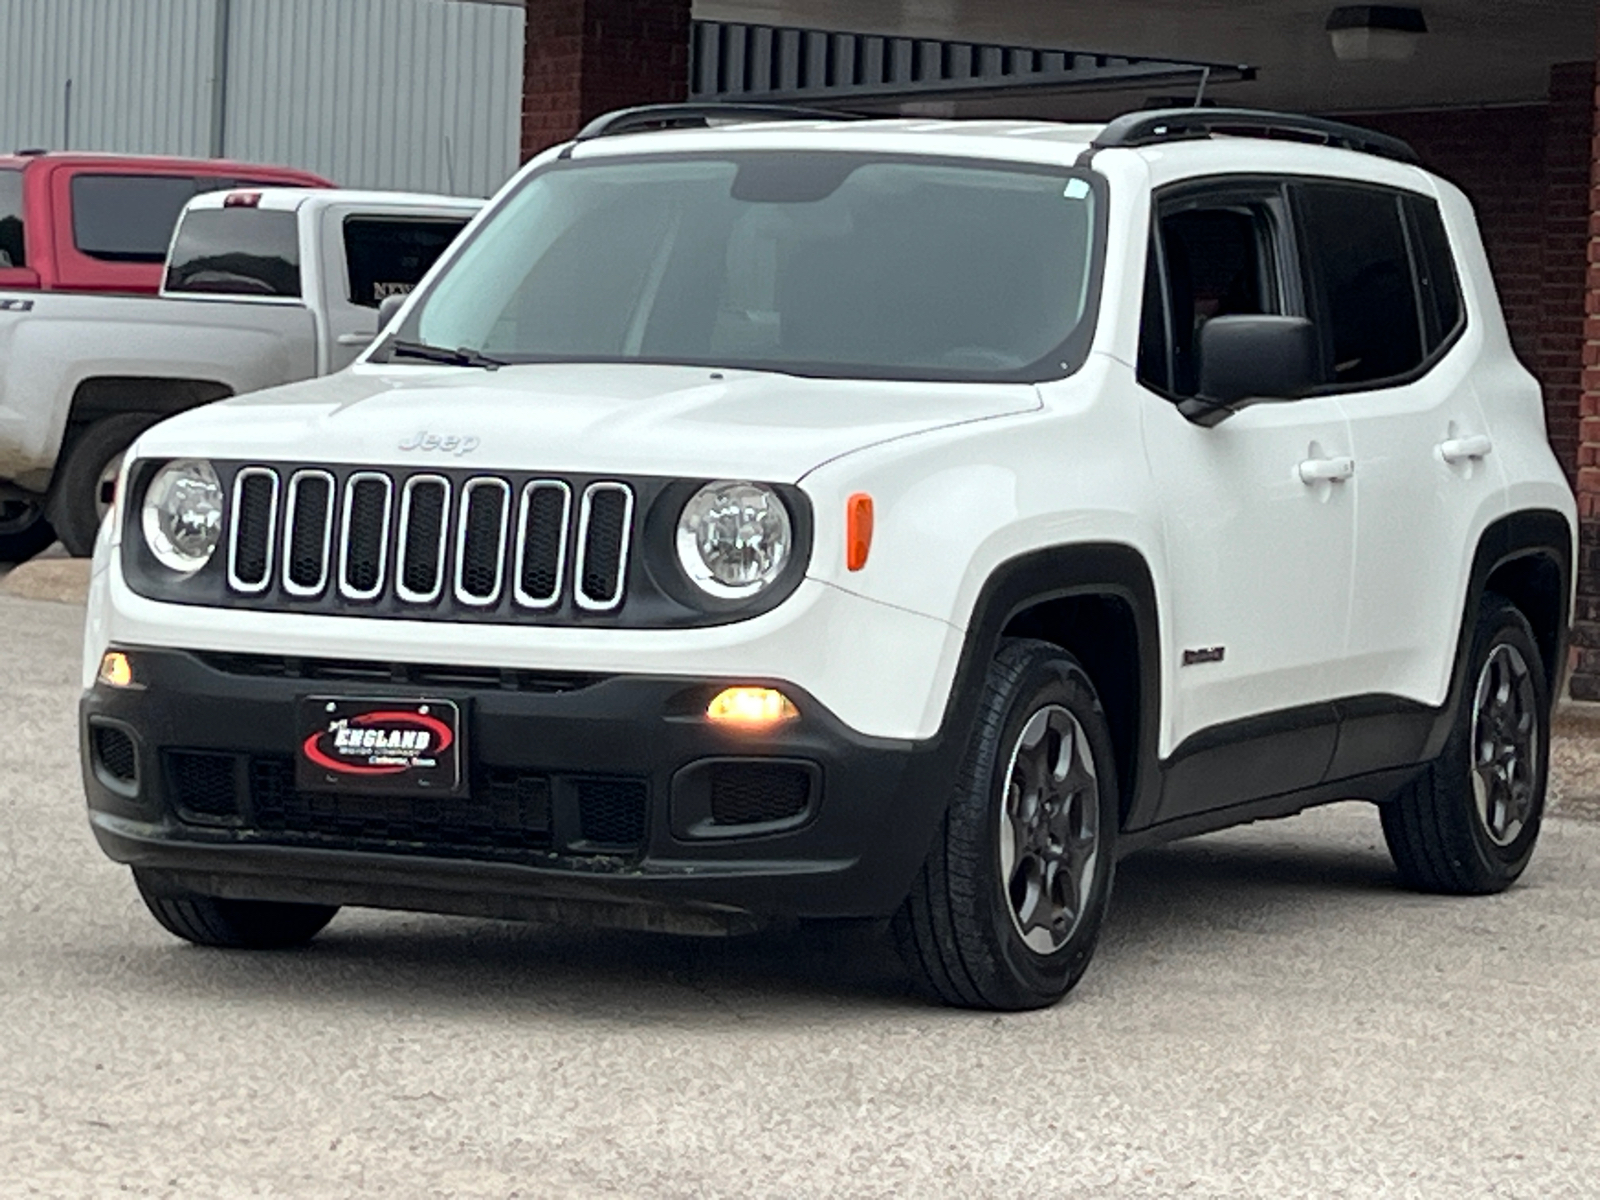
[1182,315,1319,427]
[377,292,407,331]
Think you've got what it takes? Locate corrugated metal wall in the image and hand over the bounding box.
[0,0,525,197]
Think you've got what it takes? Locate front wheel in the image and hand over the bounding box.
[134,869,338,949]
[894,639,1118,1010]
[1380,598,1550,894]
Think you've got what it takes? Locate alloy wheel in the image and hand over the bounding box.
[1470,642,1539,846]
[997,703,1102,954]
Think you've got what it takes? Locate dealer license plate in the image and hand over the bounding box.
[296,697,463,794]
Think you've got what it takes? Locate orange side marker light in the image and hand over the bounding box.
[846,493,874,572]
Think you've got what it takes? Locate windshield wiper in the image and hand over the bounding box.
[386,339,506,370]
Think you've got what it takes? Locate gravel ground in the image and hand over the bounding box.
[3,591,1599,1197]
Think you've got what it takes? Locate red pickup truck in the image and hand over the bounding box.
[0,152,329,294]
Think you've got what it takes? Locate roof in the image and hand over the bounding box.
[182,187,484,213]
[0,150,328,182]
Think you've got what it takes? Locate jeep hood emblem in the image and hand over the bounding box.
[399,430,480,455]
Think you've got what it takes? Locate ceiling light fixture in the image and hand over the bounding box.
[1326,5,1428,62]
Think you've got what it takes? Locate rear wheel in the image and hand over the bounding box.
[48,413,157,556]
[1380,598,1549,894]
[894,639,1118,1010]
[134,869,338,949]
[0,497,56,564]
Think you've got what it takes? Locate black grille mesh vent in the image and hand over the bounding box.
[167,751,240,820]
[519,485,567,603]
[575,778,648,845]
[287,474,332,591]
[400,479,448,598]
[709,762,811,825]
[231,473,275,587]
[343,477,390,595]
[458,484,508,602]
[92,725,138,783]
[580,488,629,605]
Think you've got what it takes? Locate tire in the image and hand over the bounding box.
[48,413,159,557]
[0,497,56,564]
[134,869,338,949]
[1380,597,1550,895]
[894,639,1119,1010]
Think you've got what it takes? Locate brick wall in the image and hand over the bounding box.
[521,0,691,159]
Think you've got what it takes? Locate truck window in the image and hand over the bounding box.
[342,216,468,308]
[0,169,23,268]
[72,174,205,262]
[165,209,301,298]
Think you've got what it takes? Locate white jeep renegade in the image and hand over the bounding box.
[81,106,1577,1010]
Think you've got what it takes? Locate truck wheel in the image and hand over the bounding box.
[48,413,158,557]
[894,639,1118,1010]
[134,869,338,949]
[0,498,56,564]
[1380,598,1549,895]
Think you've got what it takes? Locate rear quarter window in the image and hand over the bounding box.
[165,208,301,298]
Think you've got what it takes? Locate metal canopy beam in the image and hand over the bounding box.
[689,20,1255,106]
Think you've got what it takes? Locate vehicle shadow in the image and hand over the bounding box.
[113,814,1404,1021]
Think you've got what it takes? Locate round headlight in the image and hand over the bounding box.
[675,481,793,599]
[141,459,223,574]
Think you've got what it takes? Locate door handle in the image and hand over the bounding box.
[336,331,376,346]
[1298,455,1355,484]
[1438,433,1492,463]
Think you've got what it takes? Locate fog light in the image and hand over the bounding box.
[706,687,798,726]
[98,651,135,688]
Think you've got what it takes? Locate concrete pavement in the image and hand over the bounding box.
[2,591,1598,1197]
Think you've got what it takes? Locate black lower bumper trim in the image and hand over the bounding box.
[82,647,961,922]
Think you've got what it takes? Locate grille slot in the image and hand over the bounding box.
[396,475,450,603]
[227,468,278,593]
[454,478,511,606]
[167,751,241,822]
[339,472,393,600]
[282,470,335,596]
[513,480,571,609]
[574,482,633,611]
[575,778,648,846]
[709,762,812,825]
[92,725,138,784]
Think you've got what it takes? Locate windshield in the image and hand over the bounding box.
[402,153,1101,381]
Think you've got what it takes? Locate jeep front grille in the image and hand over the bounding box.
[224,466,634,617]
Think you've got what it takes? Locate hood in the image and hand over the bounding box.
[134,362,1041,481]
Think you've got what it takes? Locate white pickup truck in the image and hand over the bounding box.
[0,187,481,560]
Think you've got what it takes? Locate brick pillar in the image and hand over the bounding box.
[1540,63,1594,487]
[1571,55,1600,699]
[521,0,692,159]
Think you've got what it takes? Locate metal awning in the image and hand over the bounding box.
[689,19,1255,107]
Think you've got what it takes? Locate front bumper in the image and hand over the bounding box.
[81,647,961,929]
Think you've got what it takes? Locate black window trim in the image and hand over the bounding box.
[1138,172,1469,405]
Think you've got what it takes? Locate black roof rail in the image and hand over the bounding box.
[574,102,861,143]
[1091,107,1420,166]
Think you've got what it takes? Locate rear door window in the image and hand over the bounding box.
[164,208,301,298]
[0,169,24,268]
[1295,183,1425,387]
[342,217,468,308]
[1404,195,1465,351]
